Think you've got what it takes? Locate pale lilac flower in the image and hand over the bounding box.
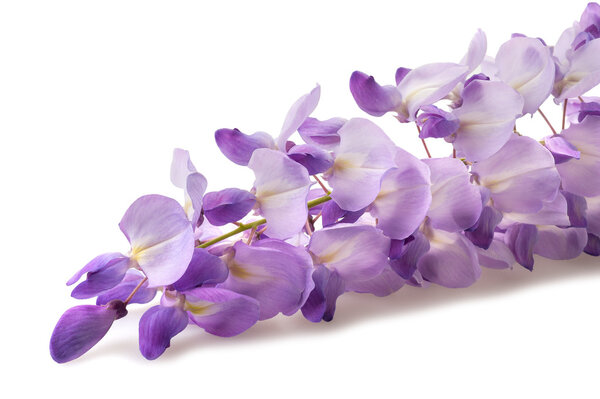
[170,148,208,227]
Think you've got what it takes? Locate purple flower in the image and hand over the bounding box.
[170,148,208,227]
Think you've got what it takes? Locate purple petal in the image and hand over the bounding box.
[67,252,124,286]
[495,36,555,114]
[390,232,430,280]
[584,233,600,256]
[587,195,600,236]
[248,148,311,239]
[453,80,524,161]
[139,305,188,360]
[556,116,600,197]
[172,248,229,292]
[298,117,344,150]
[185,287,259,337]
[397,63,469,121]
[472,135,561,213]
[50,302,125,363]
[423,157,482,232]
[185,172,207,227]
[465,206,504,249]
[417,228,481,288]
[371,148,431,239]
[321,200,366,227]
[70,257,131,299]
[119,194,195,287]
[534,226,588,260]
[170,148,197,189]
[461,29,487,73]
[277,85,321,150]
[544,135,581,164]
[349,71,402,117]
[395,67,411,85]
[214,128,275,166]
[563,191,588,228]
[203,188,256,226]
[578,100,600,122]
[500,192,570,227]
[554,39,600,103]
[301,265,345,322]
[476,235,515,270]
[416,105,459,139]
[345,265,405,297]
[287,144,334,175]
[464,73,490,88]
[96,270,157,306]
[504,223,538,270]
[219,241,313,320]
[328,118,397,211]
[308,224,390,282]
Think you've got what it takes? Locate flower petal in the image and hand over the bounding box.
[554,39,600,103]
[215,128,275,166]
[461,29,487,73]
[138,305,189,360]
[203,188,256,226]
[119,195,195,287]
[70,257,131,299]
[544,135,581,164]
[349,71,402,117]
[504,223,538,270]
[171,248,229,292]
[248,148,311,239]
[287,144,334,175]
[276,85,321,150]
[185,287,260,337]
[534,226,588,260]
[170,148,197,189]
[465,205,503,249]
[96,270,157,306]
[298,116,344,150]
[66,252,125,286]
[301,265,345,322]
[476,235,516,270]
[345,265,405,297]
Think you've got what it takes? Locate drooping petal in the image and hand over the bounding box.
[554,39,600,103]
[563,191,588,228]
[465,206,503,249]
[461,29,488,73]
[544,135,581,164]
[349,71,402,117]
[185,172,207,227]
[345,265,405,297]
[495,36,555,114]
[287,144,334,175]
[556,116,600,197]
[390,232,430,280]
[96,270,157,306]
[476,234,516,269]
[171,248,229,292]
[298,116,344,150]
[185,287,260,337]
[66,252,125,286]
[423,157,482,232]
[452,80,524,161]
[327,118,397,211]
[276,85,321,150]
[417,227,481,288]
[170,148,197,189]
[70,257,131,299]
[397,63,469,121]
[370,148,431,239]
[504,223,538,270]
[416,105,460,139]
[248,148,311,239]
[301,265,345,322]
[534,226,588,260]
[472,135,561,213]
[119,195,195,287]
[308,224,390,282]
[50,302,126,363]
[215,128,275,166]
[219,241,313,320]
[321,200,366,227]
[138,305,188,360]
[203,188,256,226]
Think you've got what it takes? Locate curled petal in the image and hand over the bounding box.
[544,135,581,164]
[349,71,402,117]
[417,228,480,288]
[308,224,390,282]
[203,188,256,226]
[371,148,431,239]
[416,105,459,139]
[67,252,125,286]
[390,232,430,280]
[219,241,313,320]
[50,302,125,363]
[585,233,600,256]
[248,148,311,239]
[563,191,588,228]
[534,226,588,260]
[465,206,503,249]
[495,36,555,114]
[139,305,188,360]
[119,195,195,287]
[554,39,600,103]
[276,85,321,150]
[185,172,207,227]
[298,116,344,150]
[423,157,482,232]
[185,287,259,337]
[287,144,334,175]
[556,116,600,197]
[96,270,157,306]
[476,235,515,270]
[461,29,487,73]
[170,148,197,189]
[321,200,366,227]
[172,248,229,292]
[472,135,561,213]
[328,118,397,211]
[501,192,570,227]
[301,265,345,322]
[504,223,538,270]
[215,128,275,166]
[453,80,523,161]
[70,257,131,299]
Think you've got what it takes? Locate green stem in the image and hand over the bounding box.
[197,194,332,249]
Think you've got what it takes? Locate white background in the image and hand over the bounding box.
[1,0,599,397]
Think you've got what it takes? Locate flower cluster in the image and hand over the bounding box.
[50,3,600,363]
